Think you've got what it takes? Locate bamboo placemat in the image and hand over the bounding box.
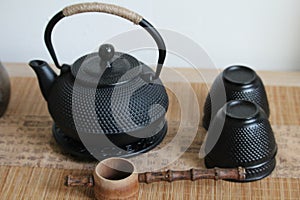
[0,77,300,199]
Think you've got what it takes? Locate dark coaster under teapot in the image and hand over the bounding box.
[29,3,168,160]
[202,65,270,130]
[203,100,277,182]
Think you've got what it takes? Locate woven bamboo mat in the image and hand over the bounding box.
[1,166,299,200]
[0,77,300,199]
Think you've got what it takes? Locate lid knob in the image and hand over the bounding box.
[99,44,115,68]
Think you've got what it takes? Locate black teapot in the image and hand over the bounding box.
[0,61,10,117]
[29,3,168,160]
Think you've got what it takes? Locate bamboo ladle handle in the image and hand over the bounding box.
[138,167,246,183]
[65,158,246,200]
[66,166,246,187]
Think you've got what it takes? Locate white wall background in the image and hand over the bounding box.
[0,0,300,71]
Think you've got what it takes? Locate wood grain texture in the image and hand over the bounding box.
[0,71,299,199]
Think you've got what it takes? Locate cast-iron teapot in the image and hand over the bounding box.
[29,2,168,160]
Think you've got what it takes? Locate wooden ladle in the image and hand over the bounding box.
[66,157,246,200]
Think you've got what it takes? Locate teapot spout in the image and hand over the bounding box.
[29,60,57,101]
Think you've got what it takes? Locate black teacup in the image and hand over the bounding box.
[203,100,277,182]
[202,65,269,130]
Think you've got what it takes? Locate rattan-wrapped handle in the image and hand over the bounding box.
[62,2,143,24]
[44,2,166,80]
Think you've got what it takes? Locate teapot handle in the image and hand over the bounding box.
[44,2,166,80]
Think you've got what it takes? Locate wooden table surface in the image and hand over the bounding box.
[0,64,299,199]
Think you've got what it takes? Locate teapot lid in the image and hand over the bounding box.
[71,44,142,86]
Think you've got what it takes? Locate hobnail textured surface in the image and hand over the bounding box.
[245,158,276,181]
[204,100,277,182]
[202,66,270,130]
[230,86,268,112]
[47,65,168,157]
